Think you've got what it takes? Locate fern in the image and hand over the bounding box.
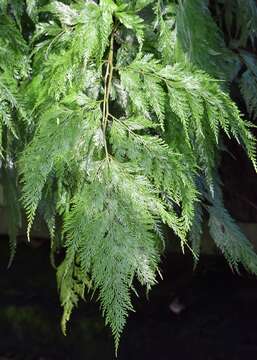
[189,201,203,268]
[237,51,257,121]
[206,177,257,274]
[219,0,257,48]
[0,13,29,263]
[61,161,163,349]
[1,0,257,352]
[2,165,22,268]
[175,0,238,80]
[213,1,257,120]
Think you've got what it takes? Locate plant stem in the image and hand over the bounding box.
[102,30,115,163]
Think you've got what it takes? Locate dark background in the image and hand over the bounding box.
[1,235,257,360]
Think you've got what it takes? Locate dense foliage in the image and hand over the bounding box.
[1,0,257,351]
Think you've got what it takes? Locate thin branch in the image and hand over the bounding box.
[102,30,115,163]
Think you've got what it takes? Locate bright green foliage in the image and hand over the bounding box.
[1,0,257,351]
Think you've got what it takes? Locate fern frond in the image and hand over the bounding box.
[208,195,257,273]
[239,70,257,119]
[26,0,38,21]
[176,0,237,80]
[237,51,257,120]
[20,104,100,237]
[61,160,160,350]
[115,4,144,46]
[42,1,78,26]
[3,0,257,351]
[189,201,203,268]
[221,0,257,47]
[134,0,154,11]
[2,166,21,268]
[154,1,176,64]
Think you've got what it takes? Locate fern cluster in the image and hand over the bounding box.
[1,0,257,351]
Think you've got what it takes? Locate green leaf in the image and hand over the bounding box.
[116,7,144,46]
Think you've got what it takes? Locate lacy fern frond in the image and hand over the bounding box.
[61,161,162,349]
[1,0,257,353]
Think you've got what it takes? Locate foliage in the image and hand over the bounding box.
[1,0,257,352]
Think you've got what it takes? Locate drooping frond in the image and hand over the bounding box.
[175,0,238,80]
[19,104,102,237]
[206,178,257,274]
[238,51,257,120]
[1,0,257,352]
[60,161,163,349]
[0,12,29,262]
[219,0,257,47]
[189,201,203,268]
[2,166,22,268]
